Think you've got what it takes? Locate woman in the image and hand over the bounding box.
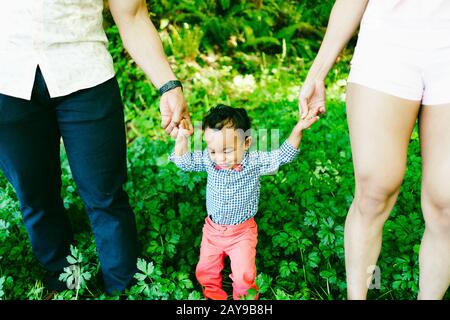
[299,0,450,299]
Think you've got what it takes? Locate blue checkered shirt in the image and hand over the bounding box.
[169,140,299,225]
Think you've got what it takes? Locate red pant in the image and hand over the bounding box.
[195,216,259,300]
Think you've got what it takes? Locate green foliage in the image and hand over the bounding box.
[0,0,448,301]
[0,276,13,300]
[58,246,93,295]
[126,258,201,300]
[142,0,333,57]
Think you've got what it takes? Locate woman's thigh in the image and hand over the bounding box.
[346,83,421,198]
[419,104,450,231]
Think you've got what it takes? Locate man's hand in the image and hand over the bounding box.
[177,118,193,138]
[173,117,193,156]
[160,87,193,138]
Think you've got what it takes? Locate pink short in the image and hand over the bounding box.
[348,17,450,105]
[195,217,258,300]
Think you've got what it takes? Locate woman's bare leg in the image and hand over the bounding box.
[345,83,421,299]
[418,104,450,299]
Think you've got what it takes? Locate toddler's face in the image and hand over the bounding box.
[204,127,251,169]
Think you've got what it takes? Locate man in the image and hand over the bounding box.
[0,0,192,295]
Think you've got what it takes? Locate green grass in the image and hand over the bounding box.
[1,0,448,300]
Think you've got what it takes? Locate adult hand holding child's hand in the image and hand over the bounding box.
[177,118,194,138]
[295,108,320,132]
[298,78,326,120]
[160,87,193,138]
[286,108,320,150]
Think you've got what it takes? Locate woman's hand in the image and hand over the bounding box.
[286,107,320,149]
[297,110,320,132]
[298,78,326,120]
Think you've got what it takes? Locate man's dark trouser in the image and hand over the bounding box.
[0,67,139,294]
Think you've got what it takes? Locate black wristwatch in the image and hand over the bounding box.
[159,80,183,96]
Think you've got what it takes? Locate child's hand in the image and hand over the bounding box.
[295,109,320,132]
[177,119,194,138]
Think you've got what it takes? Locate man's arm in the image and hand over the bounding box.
[109,0,192,137]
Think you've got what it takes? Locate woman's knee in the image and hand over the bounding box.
[354,176,401,221]
[421,187,450,233]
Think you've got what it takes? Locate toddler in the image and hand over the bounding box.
[169,104,319,299]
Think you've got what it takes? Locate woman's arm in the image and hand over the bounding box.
[109,0,192,137]
[299,0,369,118]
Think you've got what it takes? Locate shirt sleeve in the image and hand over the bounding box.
[169,150,207,172]
[257,140,299,175]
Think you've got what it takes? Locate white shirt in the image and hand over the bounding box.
[0,0,116,100]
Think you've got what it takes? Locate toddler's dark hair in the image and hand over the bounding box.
[202,104,251,132]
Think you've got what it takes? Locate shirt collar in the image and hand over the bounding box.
[212,151,249,172]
